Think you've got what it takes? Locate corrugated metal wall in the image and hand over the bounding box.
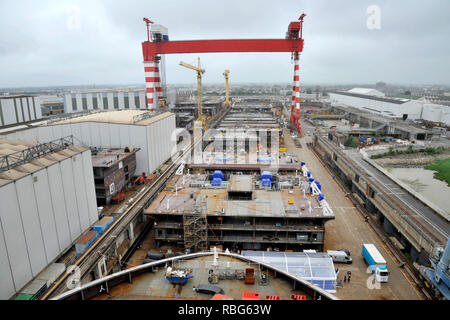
[0,97,42,126]
[0,149,98,300]
[63,91,147,114]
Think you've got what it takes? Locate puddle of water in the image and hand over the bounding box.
[386,167,450,212]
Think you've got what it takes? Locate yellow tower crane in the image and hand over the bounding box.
[223,69,231,107]
[179,58,207,133]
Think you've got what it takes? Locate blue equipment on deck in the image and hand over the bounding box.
[211,170,225,186]
[261,171,273,187]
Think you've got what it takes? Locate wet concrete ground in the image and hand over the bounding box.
[285,122,422,300]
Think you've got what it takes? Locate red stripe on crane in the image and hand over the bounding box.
[145,77,160,82]
[144,67,159,72]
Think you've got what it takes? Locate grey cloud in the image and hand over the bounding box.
[0,0,449,87]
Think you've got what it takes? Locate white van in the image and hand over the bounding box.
[327,250,353,264]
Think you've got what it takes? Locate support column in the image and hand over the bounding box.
[290,54,298,125]
[155,59,165,107]
[290,77,296,125]
[292,53,301,133]
[144,59,159,110]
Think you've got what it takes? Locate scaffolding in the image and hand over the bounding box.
[183,200,208,252]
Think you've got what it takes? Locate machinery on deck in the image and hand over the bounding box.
[141,14,306,133]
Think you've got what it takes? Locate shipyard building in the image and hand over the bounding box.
[63,89,148,113]
[0,95,42,126]
[0,110,176,175]
[329,88,450,126]
[0,137,97,300]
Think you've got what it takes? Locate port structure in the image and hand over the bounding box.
[142,14,306,133]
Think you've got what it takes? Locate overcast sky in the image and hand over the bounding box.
[0,0,449,88]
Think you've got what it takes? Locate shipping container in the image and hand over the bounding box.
[92,216,114,234]
[75,230,99,257]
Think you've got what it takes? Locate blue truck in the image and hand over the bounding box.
[362,244,390,282]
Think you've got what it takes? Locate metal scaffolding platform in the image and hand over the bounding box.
[0,135,74,172]
[183,201,208,252]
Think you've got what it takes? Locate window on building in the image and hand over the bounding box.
[72,97,77,111]
[124,95,129,109]
[103,97,108,109]
[135,96,140,109]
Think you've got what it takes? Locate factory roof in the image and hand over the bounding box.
[0,138,88,187]
[91,147,140,168]
[0,94,37,99]
[331,91,409,105]
[66,88,145,94]
[50,110,173,126]
[347,88,385,97]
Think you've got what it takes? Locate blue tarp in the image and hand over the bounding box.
[257,156,273,162]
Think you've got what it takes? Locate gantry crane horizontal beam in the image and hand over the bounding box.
[143,38,303,61]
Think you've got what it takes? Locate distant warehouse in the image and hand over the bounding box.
[0,137,98,300]
[0,95,43,126]
[63,89,148,113]
[329,88,450,126]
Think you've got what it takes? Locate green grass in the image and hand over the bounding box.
[425,157,450,186]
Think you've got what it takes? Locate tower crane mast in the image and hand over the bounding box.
[179,58,206,130]
[223,70,231,107]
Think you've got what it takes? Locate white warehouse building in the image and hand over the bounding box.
[63,89,148,113]
[1,110,177,175]
[329,88,450,126]
[0,138,98,300]
[0,95,43,126]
